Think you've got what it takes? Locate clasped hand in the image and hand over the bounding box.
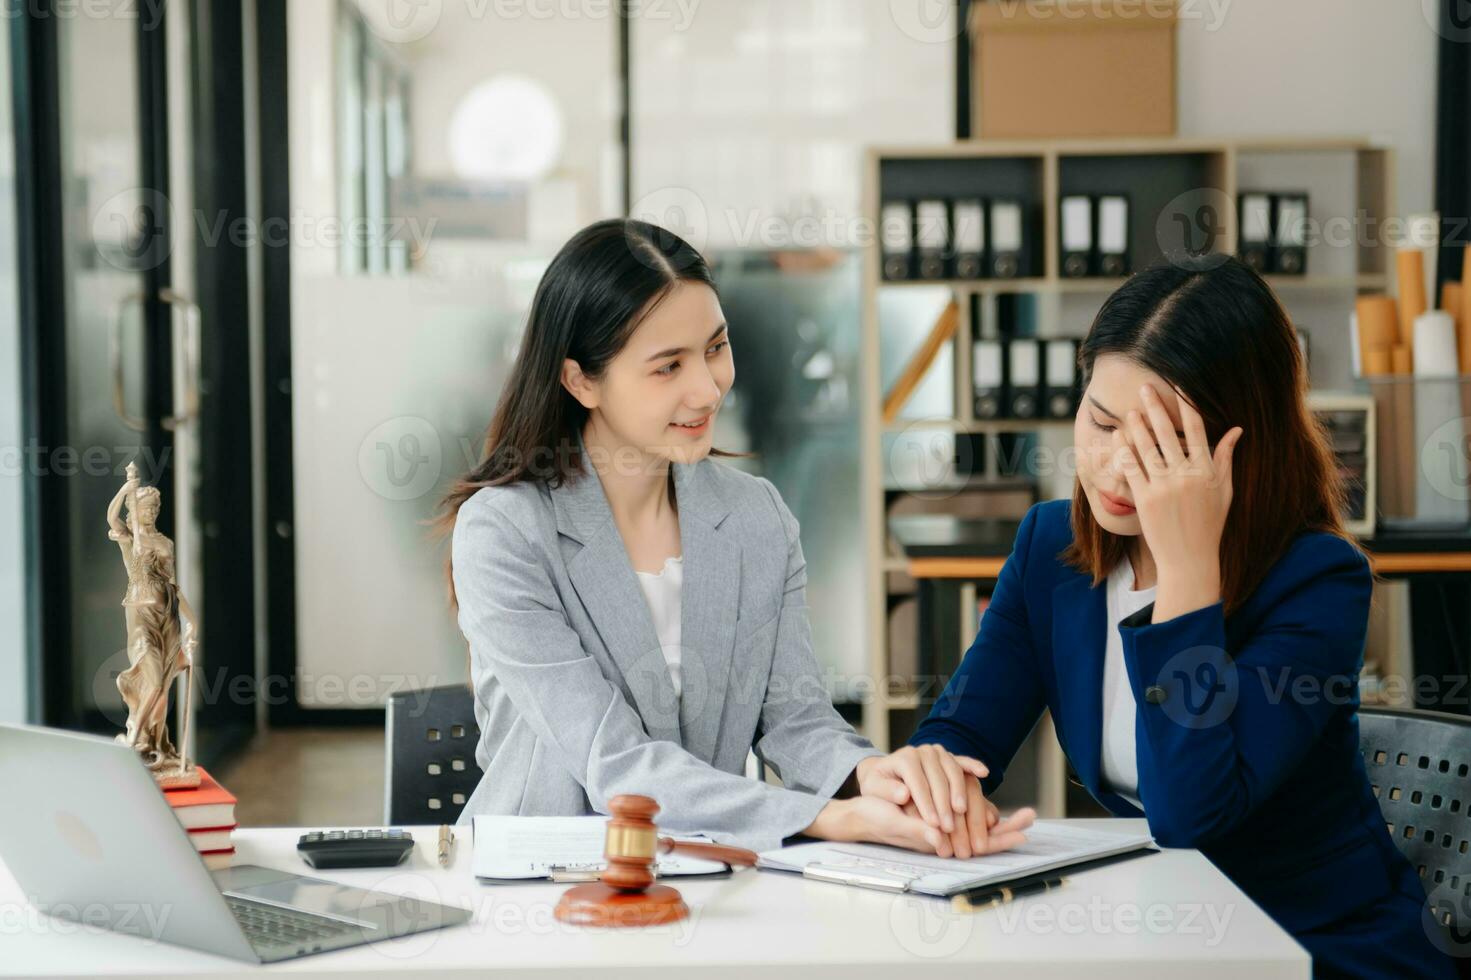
[848,745,1035,859]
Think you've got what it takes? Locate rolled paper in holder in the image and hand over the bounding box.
[1355,296,1398,377]
[1397,249,1427,360]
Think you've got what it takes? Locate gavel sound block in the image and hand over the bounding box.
[553,794,759,928]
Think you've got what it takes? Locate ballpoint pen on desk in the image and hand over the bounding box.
[951,874,1065,913]
[438,825,455,868]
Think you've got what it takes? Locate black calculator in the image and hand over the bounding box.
[296,828,415,869]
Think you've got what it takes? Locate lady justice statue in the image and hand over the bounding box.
[107,461,200,788]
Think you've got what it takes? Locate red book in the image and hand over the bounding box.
[200,848,235,872]
[187,826,237,852]
[162,767,237,831]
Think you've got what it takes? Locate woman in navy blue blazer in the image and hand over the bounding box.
[867,256,1456,979]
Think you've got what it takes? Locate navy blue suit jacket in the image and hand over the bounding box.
[910,499,1422,935]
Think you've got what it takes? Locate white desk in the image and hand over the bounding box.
[2,819,1308,978]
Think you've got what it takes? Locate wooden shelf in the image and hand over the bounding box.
[903,550,1471,581]
[1365,552,1471,575]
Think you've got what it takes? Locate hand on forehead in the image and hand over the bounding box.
[1089,354,1187,434]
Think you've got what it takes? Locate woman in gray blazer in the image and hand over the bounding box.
[437,219,1034,856]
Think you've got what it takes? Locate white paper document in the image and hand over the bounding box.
[757,821,1155,897]
[472,815,729,880]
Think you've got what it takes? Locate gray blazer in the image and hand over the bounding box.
[450,455,882,852]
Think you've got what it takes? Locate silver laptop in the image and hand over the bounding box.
[0,724,471,963]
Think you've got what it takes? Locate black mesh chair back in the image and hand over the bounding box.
[384,684,484,825]
[1359,705,1471,937]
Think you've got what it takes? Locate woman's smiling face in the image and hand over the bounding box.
[1073,353,1189,537]
[576,280,734,467]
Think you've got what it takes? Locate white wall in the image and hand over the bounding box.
[1176,0,1437,222]
[631,0,956,248]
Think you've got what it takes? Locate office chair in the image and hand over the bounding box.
[1359,705,1471,934]
[384,684,484,826]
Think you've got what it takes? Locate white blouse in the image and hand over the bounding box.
[1100,554,1157,809]
[634,555,684,698]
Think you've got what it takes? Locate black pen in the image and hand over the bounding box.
[951,874,1066,912]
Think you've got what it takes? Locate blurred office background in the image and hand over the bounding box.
[3,0,1469,826]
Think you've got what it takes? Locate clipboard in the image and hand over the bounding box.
[756,820,1157,898]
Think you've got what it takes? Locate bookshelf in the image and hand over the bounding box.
[859,136,1396,816]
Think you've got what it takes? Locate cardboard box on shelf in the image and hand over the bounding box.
[970,0,1177,139]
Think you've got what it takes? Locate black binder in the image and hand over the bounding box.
[1097,195,1130,277]
[1060,195,1093,278]
[989,199,1026,278]
[880,200,914,281]
[952,198,986,280]
[1237,192,1273,273]
[1044,338,1081,418]
[1274,192,1308,275]
[973,338,1004,420]
[1007,338,1041,420]
[915,199,949,280]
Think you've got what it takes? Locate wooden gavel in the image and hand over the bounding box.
[553,794,758,927]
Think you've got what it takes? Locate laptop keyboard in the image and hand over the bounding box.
[226,895,363,951]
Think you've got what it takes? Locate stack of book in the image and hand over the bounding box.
[163,768,238,870]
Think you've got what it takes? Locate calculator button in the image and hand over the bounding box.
[327,831,345,840]
[347,830,364,840]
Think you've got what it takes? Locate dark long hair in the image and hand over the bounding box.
[1059,254,1365,616]
[433,218,724,610]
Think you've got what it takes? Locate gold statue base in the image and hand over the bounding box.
[156,766,201,790]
